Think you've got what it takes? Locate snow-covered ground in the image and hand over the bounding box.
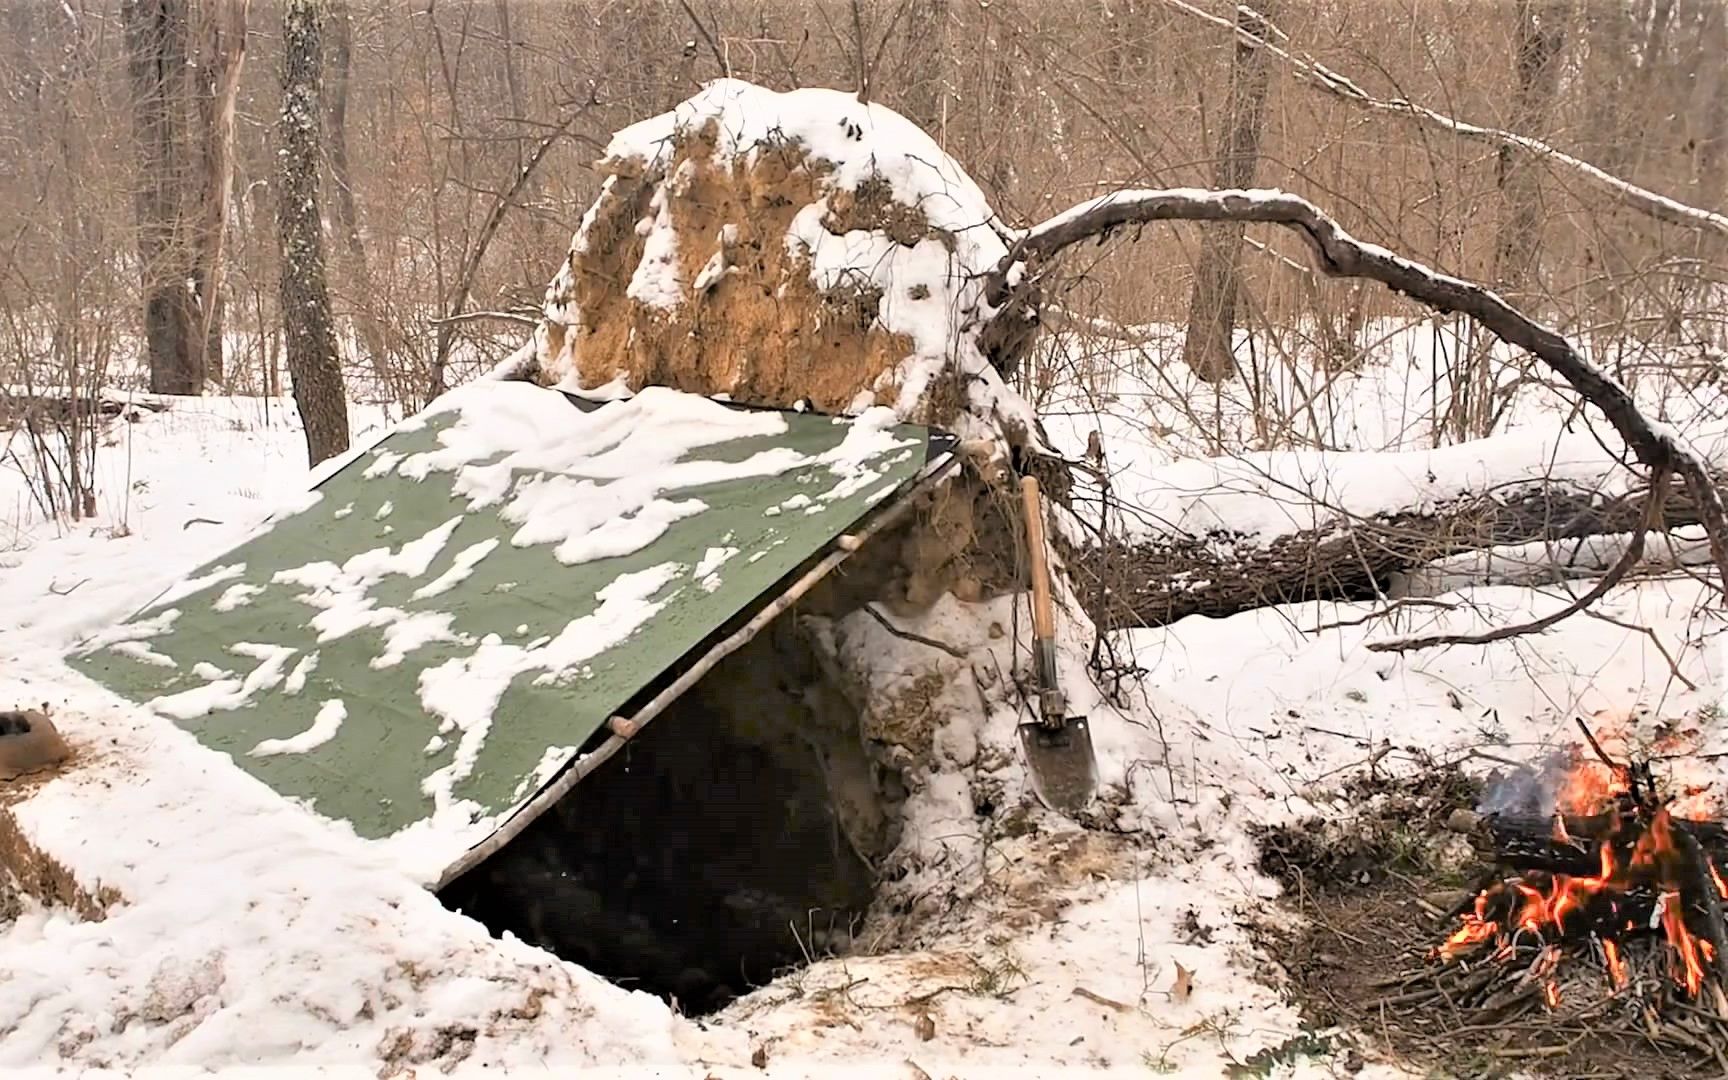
[3,364,1723,1078]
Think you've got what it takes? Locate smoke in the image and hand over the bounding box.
[1476,748,1587,816]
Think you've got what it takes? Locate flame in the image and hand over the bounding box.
[1438,891,1501,959]
[1659,890,1708,997]
[1603,938,1628,988]
[1438,772,1724,1000]
[1633,811,1713,997]
[1555,753,1631,812]
[1554,759,1623,816]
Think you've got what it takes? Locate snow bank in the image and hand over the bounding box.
[0,664,679,1072]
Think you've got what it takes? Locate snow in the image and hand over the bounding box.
[1035,315,1728,550]
[5,367,1724,1077]
[411,561,684,830]
[625,185,682,310]
[145,642,298,720]
[212,582,265,611]
[250,699,348,756]
[411,538,500,600]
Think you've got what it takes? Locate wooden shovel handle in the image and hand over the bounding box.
[1021,475,1056,641]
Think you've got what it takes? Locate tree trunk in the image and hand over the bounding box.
[324,0,393,387]
[278,0,350,467]
[1694,3,1728,208]
[895,0,950,133]
[1491,0,1568,300]
[1180,3,1275,383]
[122,0,203,396]
[190,0,247,387]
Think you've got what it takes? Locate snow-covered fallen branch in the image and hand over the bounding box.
[987,186,1728,601]
[1364,468,1671,653]
[1154,0,1728,239]
[1389,527,1716,599]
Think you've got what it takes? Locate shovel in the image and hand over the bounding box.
[1016,474,1099,814]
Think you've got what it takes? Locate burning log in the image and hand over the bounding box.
[1471,811,1728,877]
[1431,721,1728,1019]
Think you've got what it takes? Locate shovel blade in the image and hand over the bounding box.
[1019,717,1098,814]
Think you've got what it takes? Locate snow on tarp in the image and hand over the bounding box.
[68,380,944,882]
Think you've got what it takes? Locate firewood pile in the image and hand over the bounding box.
[1406,720,1728,1063]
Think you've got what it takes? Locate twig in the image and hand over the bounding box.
[426,309,538,327]
[675,0,728,75]
[861,603,968,660]
[1575,716,1621,772]
[1580,607,1699,692]
[1072,986,1135,1012]
[1304,597,1460,634]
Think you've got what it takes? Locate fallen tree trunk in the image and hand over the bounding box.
[1388,528,1715,598]
[0,391,173,427]
[1070,471,1719,628]
[1063,425,1728,629]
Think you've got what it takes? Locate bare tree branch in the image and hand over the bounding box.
[428,95,594,400]
[986,186,1728,600]
[1154,0,1728,239]
[675,0,728,77]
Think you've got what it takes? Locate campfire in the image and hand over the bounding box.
[1436,719,1728,1031]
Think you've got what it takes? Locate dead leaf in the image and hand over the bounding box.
[906,1060,933,1080]
[1171,962,1195,1003]
[914,1013,936,1041]
[751,1045,768,1069]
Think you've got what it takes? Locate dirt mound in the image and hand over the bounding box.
[530,80,1038,447]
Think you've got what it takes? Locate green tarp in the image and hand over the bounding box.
[70,381,944,870]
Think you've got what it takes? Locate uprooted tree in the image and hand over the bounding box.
[504,79,1728,673]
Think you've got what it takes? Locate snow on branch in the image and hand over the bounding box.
[1156,0,1728,239]
[985,186,1728,604]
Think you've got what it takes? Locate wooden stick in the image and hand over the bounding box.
[1676,828,1728,992]
[1020,475,1056,642]
[1575,716,1621,771]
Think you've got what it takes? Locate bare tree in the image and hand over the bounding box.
[1491,0,1567,300]
[323,0,392,388]
[1179,1,1275,382]
[122,0,201,394]
[120,0,245,395]
[278,0,350,466]
[191,0,248,385]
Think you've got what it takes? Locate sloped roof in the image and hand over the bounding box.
[69,381,949,880]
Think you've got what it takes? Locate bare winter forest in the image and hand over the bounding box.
[7,2,1728,1075]
[5,1,1724,439]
